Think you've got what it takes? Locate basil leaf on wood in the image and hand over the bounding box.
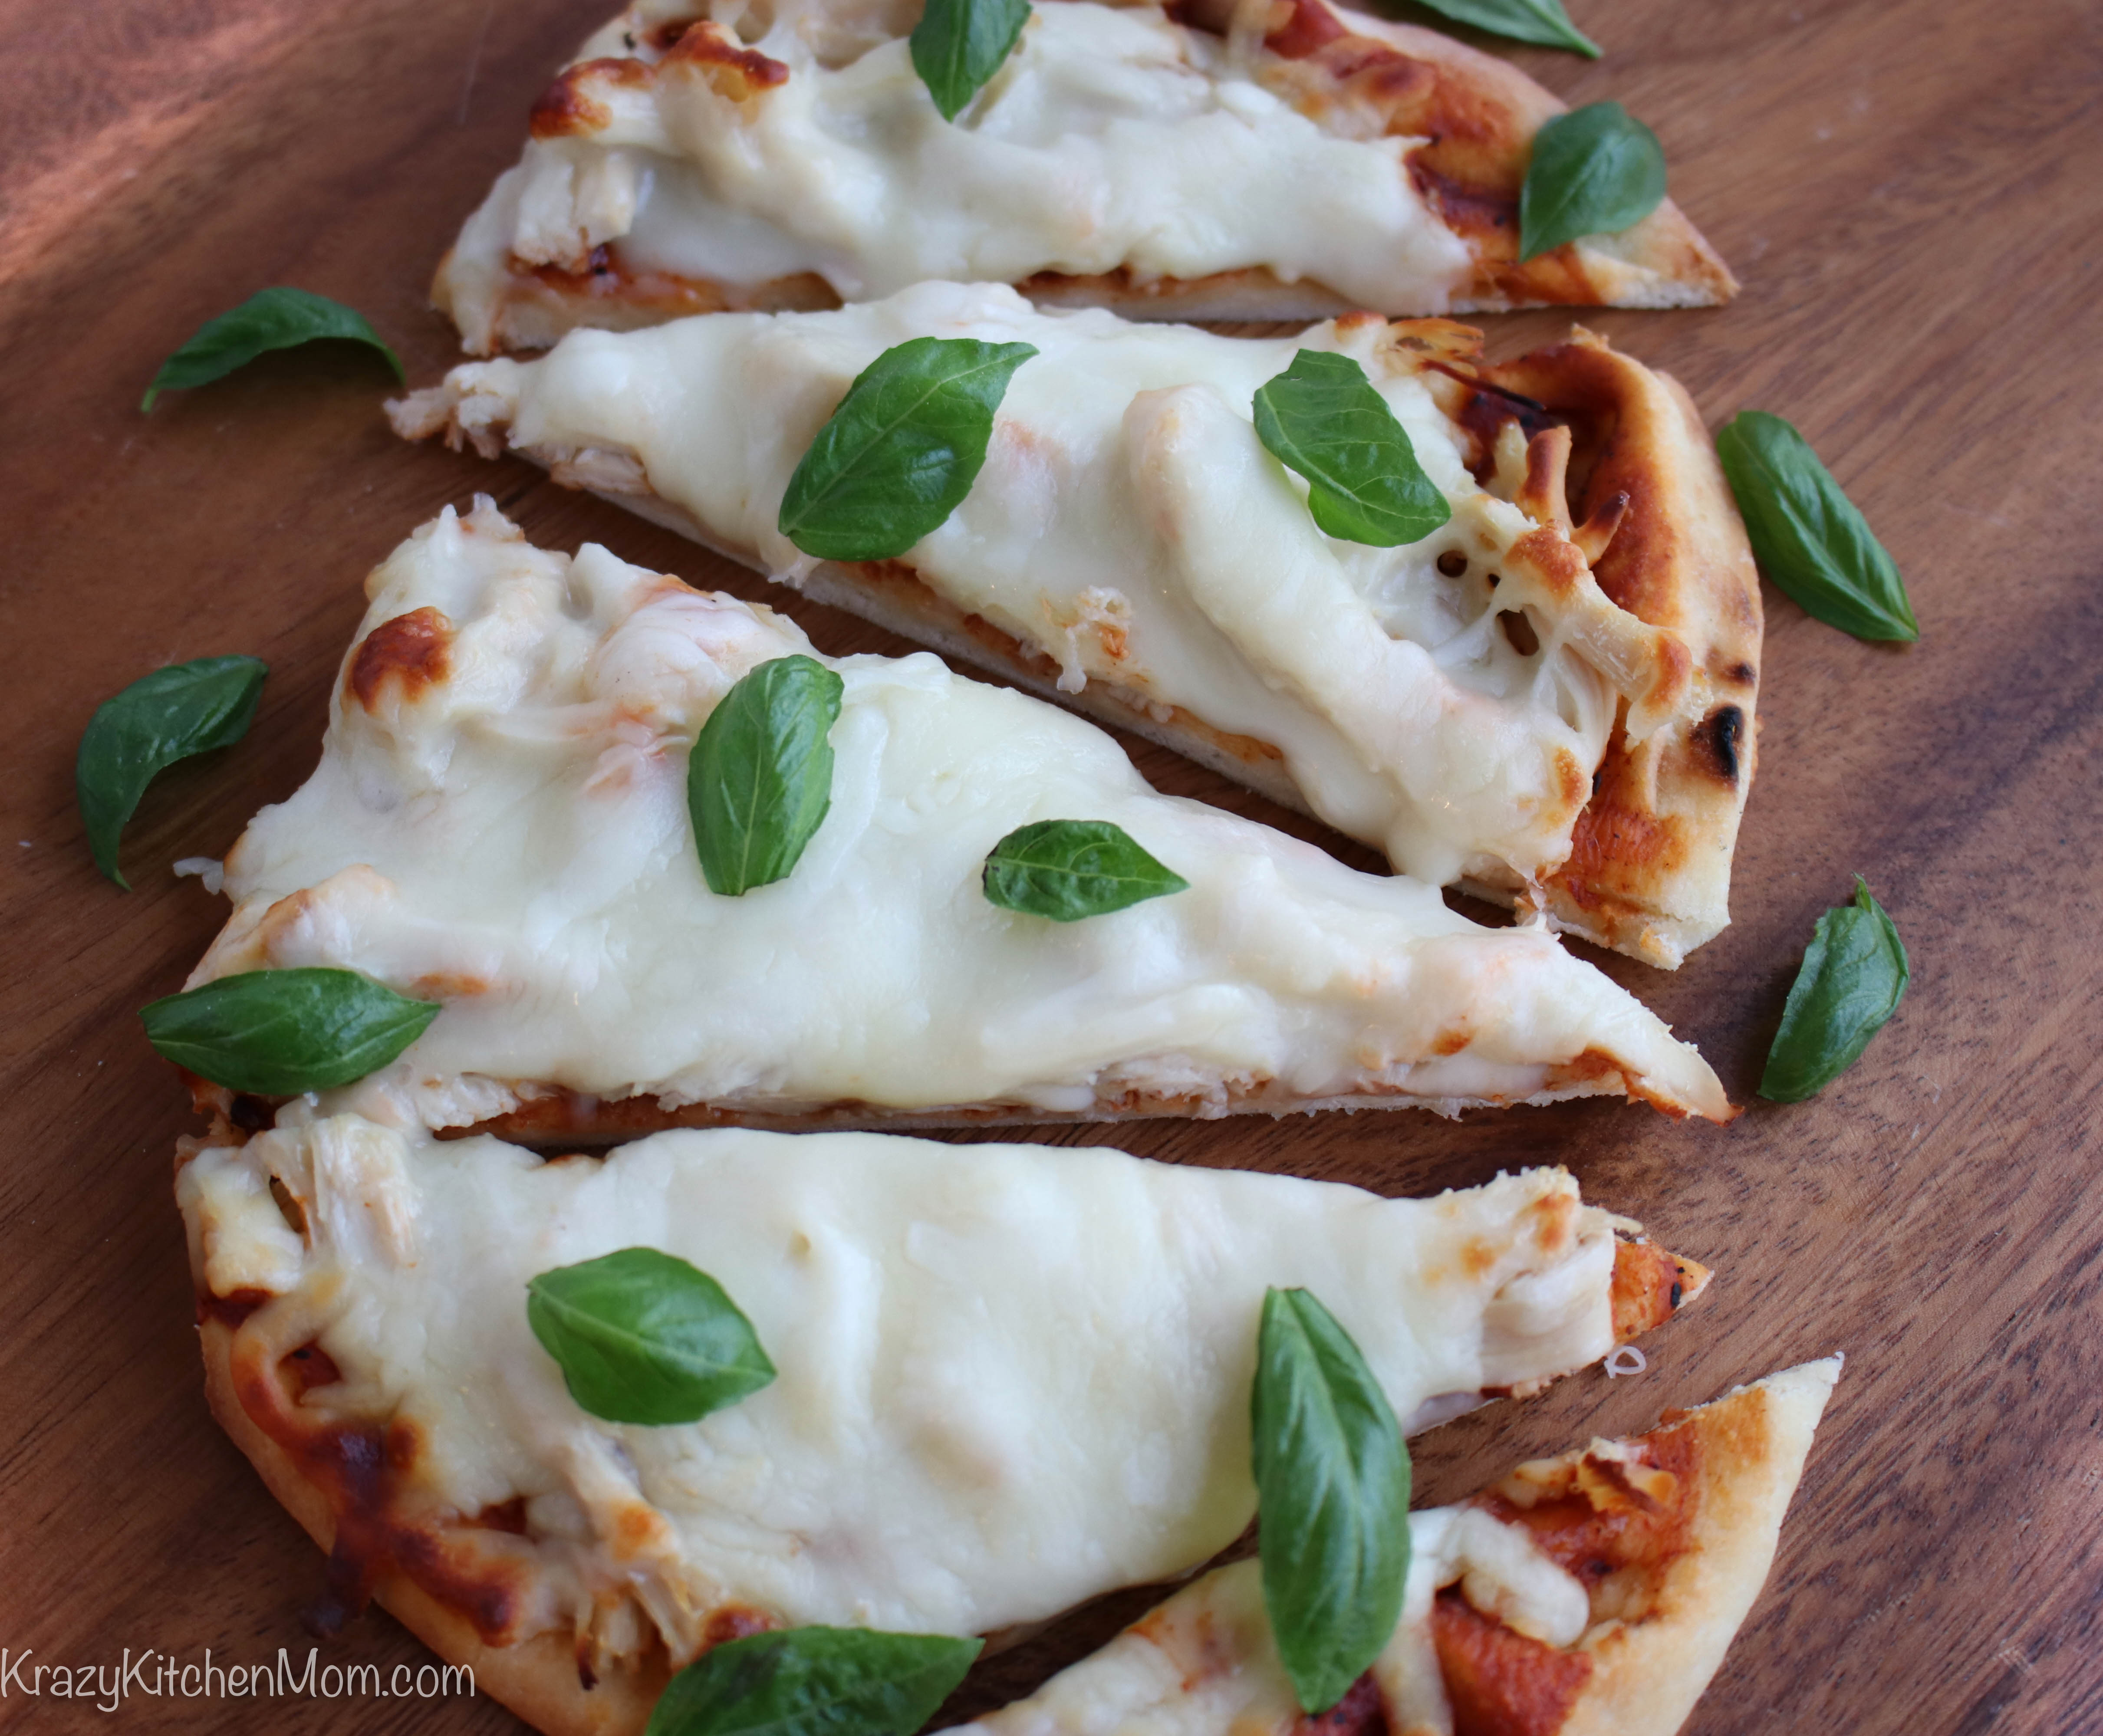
[1252,351,1451,547]
[912,0,1031,120]
[528,1249,777,1427]
[691,656,845,896]
[1716,411,1918,642]
[142,288,403,412]
[1517,102,1668,262]
[139,967,439,1095]
[1252,1287,1412,1715]
[777,338,1037,562]
[1408,0,1599,56]
[981,820,1189,921]
[76,655,267,888]
[647,1628,982,1736]
[1759,878,1909,1103]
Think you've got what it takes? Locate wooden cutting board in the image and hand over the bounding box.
[2,0,2099,1729]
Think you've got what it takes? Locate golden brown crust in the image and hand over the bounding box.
[1471,331,1763,966]
[1438,1359,1840,1736]
[438,0,1732,354]
[199,1319,670,1736]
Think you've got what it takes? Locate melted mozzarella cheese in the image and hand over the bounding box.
[460,0,1468,314]
[178,1114,1624,1657]
[398,284,1647,892]
[194,501,1725,1124]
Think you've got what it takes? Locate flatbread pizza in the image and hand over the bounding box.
[173,500,1730,1140]
[435,0,1736,356]
[178,1111,1708,1736]
[394,292,1760,966]
[946,1358,1840,1736]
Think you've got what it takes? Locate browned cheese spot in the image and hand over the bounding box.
[348,607,453,711]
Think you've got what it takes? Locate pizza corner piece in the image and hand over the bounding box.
[167,498,1731,1138]
[174,1111,1716,1736]
[392,293,1760,970]
[948,1357,1842,1736]
[430,0,1735,358]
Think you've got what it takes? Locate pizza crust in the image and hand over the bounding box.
[1554,1358,1841,1735]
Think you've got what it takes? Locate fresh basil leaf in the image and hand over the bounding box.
[76,655,267,888]
[142,287,404,412]
[1518,102,1668,263]
[139,967,439,1095]
[777,338,1037,562]
[911,0,1031,121]
[691,656,846,897]
[648,1628,981,1736]
[1759,878,1909,1103]
[528,1249,777,1427]
[1252,1287,1412,1715]
[1717,411,1918,642]
[981,820,1189,922]
[1407,0,1598,56]
[1252,351,1452,547]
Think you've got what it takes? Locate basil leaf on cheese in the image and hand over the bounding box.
[777,337,1037,562]
[76,654,267,888]
[981,820,1189,921]
[647,1628,981,1736]
[912,0,1031,121]
[1517,102,1668,263]
[1411,0,1599,56]
[139,967,439,1095]
[691,656,845,897]
[1252,1286,1412,1715]
[142,287,403,412]
[1758,878,1909,1103]
[1717,411,1919,642]
[528,1249,777,1427]
[1252,351,1451,548]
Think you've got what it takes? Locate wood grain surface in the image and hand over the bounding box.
[2,0,2100,1729]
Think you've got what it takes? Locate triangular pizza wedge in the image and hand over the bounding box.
[177,1112,1709,1734]
[436,0,1735,356]
[945,1358,1840,1736]
[393,291,1759,966]
[178,502,1729,1136]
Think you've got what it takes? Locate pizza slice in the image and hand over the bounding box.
[945,1358,1840,1736]
[177,1111,1709,1735]
[393,289,1759,967]
[436,0,1735,356]
[172,499,1729,1139]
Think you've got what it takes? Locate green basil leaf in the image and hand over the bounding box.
[981,820,1189,922]
[1716,411,1918,642]
[1758,878,1909,1103]
[648,1628,981,1736]
[1252,350,1452,547]
[527,1249,777,1426]
[76,655,267,888]
[1252,1287,1412,1715]
[138,967,439,1095]
[1407,0,1599,56]
[777,338,1037,562]
[142,287,404,412]
[691,656,846,897]
[911,0,1031,121]
[1517,102,1668,263]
